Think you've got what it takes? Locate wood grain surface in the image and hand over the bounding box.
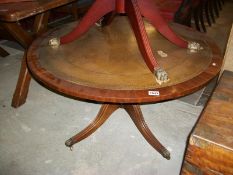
[0,0,77,22]
[0,0,34,4]
[181,70,233,175]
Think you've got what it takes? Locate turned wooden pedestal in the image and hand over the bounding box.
[26,17,222,159]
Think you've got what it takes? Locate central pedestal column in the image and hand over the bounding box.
[65,104,170,160]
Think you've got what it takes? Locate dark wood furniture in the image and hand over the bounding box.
[174,0,225,33]
[181,70,233,175]
[0,0,78,107]
[0,46,9,57]
[26,17,222,160]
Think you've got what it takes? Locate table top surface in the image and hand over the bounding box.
[0,0,77,22]
[27,17,223,103]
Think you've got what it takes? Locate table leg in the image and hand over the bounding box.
[11,52,31,107]
[2,22,33,107]
[71,2,79,20]
[126,0,159,72]
[59,0,187,83]
[2,22,33,48]
[65,103,170,159]
[6,12,49,108]
[65,104,119,147]
[123,105,170,159]
[33,12,50,36]
[0,46,9,57]
[60,0,115,44]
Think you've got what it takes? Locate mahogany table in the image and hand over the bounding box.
[27,17,222,159]
[0,0,78,107]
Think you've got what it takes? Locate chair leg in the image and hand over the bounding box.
[205,0,212,26]
[213,0,219,17]
[193,8,201,31]
[0,46,9,57]
[217,0,222,10]
[209,0,216,23]
[199,1,206,32]
[173,0,192,27]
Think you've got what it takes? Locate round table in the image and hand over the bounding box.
[27,17,222,160]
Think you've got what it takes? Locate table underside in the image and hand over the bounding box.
[37,17,212,90]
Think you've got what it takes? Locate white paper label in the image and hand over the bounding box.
[148,91,160,96]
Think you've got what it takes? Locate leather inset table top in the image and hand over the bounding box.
[27,17,222,103]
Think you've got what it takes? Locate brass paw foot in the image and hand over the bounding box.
[65,138,73,147]
[154,67,169,85]
[188,41,203,53]
[162,149,171,160]
[49,37,60,48]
